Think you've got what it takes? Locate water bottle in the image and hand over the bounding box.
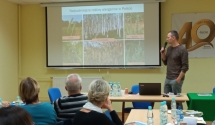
[163,101,168,124]
[147,106,154,125]
[163,101,168,115]
[109,82,113,97]
[176,106,184,125]
[179,107,184,122]
[117,82,122,97]
[171,98,177,121]
[0,98,2,108]
[16,96,21,106]
[160,102,165,125]
[112,82,117,97]
[212,117,215,125]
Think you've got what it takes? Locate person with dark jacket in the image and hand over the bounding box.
[73,79,123,125]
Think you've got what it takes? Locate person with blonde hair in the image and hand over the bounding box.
[73,79,123,125]
[19,77,57,125]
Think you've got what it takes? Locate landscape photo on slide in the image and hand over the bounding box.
[62,41,83,65]
[124,12,144,38]
[83,14,123,40]
[83,40,124,65]
[62,15,82,39]
[125,40,145,65]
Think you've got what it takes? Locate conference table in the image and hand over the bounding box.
[187,93,215,121]
[125,109,206,125]
[109,94,189,123]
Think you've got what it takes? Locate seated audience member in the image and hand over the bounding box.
[2,101,10,107]
[19,77,57,125]
[73,79,123,125]
[0,106,34,125]
[54,74,88,120]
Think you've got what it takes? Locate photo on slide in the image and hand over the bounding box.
[62,15,82,40]
[83,14,123,40]
[125,40,145,65]
[84,40,124,65]
[124,12,144,39]
[62,41,83,65]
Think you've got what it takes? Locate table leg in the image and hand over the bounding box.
[152,102,155,108]
[122,102,125,123]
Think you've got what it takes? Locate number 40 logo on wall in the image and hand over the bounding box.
[178,19,215,52]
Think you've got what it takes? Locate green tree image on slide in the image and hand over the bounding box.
[124,12,144,36]
[62,15,82,38]
[83,14,123,40]
[62,41,83,65]
[84,41,124,65]
[125,40,144,64]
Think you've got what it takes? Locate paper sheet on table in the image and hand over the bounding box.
[184,117,206,124]
[124,121,146,125]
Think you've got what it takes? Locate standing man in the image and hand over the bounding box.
[160,30,189,108]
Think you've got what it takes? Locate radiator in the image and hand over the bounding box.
[52,76,103,96]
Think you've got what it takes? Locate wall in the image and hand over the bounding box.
[20,0,215,111]
[0,0,18,101]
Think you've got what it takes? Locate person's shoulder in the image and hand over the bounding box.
[90,111,108,118]
[68,94,88,99]
[178,45,188,52]
[55,95,87,107]
[179,44,186,50]
[74,111,99,118]
[80,94,87,96]
[76,94,87,97]
[21,103,53,110]
[20,105,28,109]
[80,94,88,98]
[39,102,54,108]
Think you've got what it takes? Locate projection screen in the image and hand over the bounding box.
[46,1,161,68]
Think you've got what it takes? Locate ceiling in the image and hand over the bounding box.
[7,0,165,4]
[7,0,109,4]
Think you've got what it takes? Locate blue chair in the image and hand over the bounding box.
[131,85,152,109]
[123,85,153,121]
[48,88,62,103]
[213,87,215,93]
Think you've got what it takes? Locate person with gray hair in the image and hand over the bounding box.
[73,79,123,125]
[65,74,82,94]
[54,74,88,120]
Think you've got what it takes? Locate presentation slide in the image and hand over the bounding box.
[47,1,160,67]
[62,4,144,65]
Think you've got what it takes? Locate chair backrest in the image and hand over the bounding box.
[55,121,64,125]
[131,84,151,109]
[183,117,197,125]
[131,85,139,94]
[213,87,215,93]
[48,88,62,103]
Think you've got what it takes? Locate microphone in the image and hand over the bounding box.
[161,42,167,53]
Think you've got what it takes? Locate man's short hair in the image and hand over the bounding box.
[168,30,179,40]
[65,74,82,92]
